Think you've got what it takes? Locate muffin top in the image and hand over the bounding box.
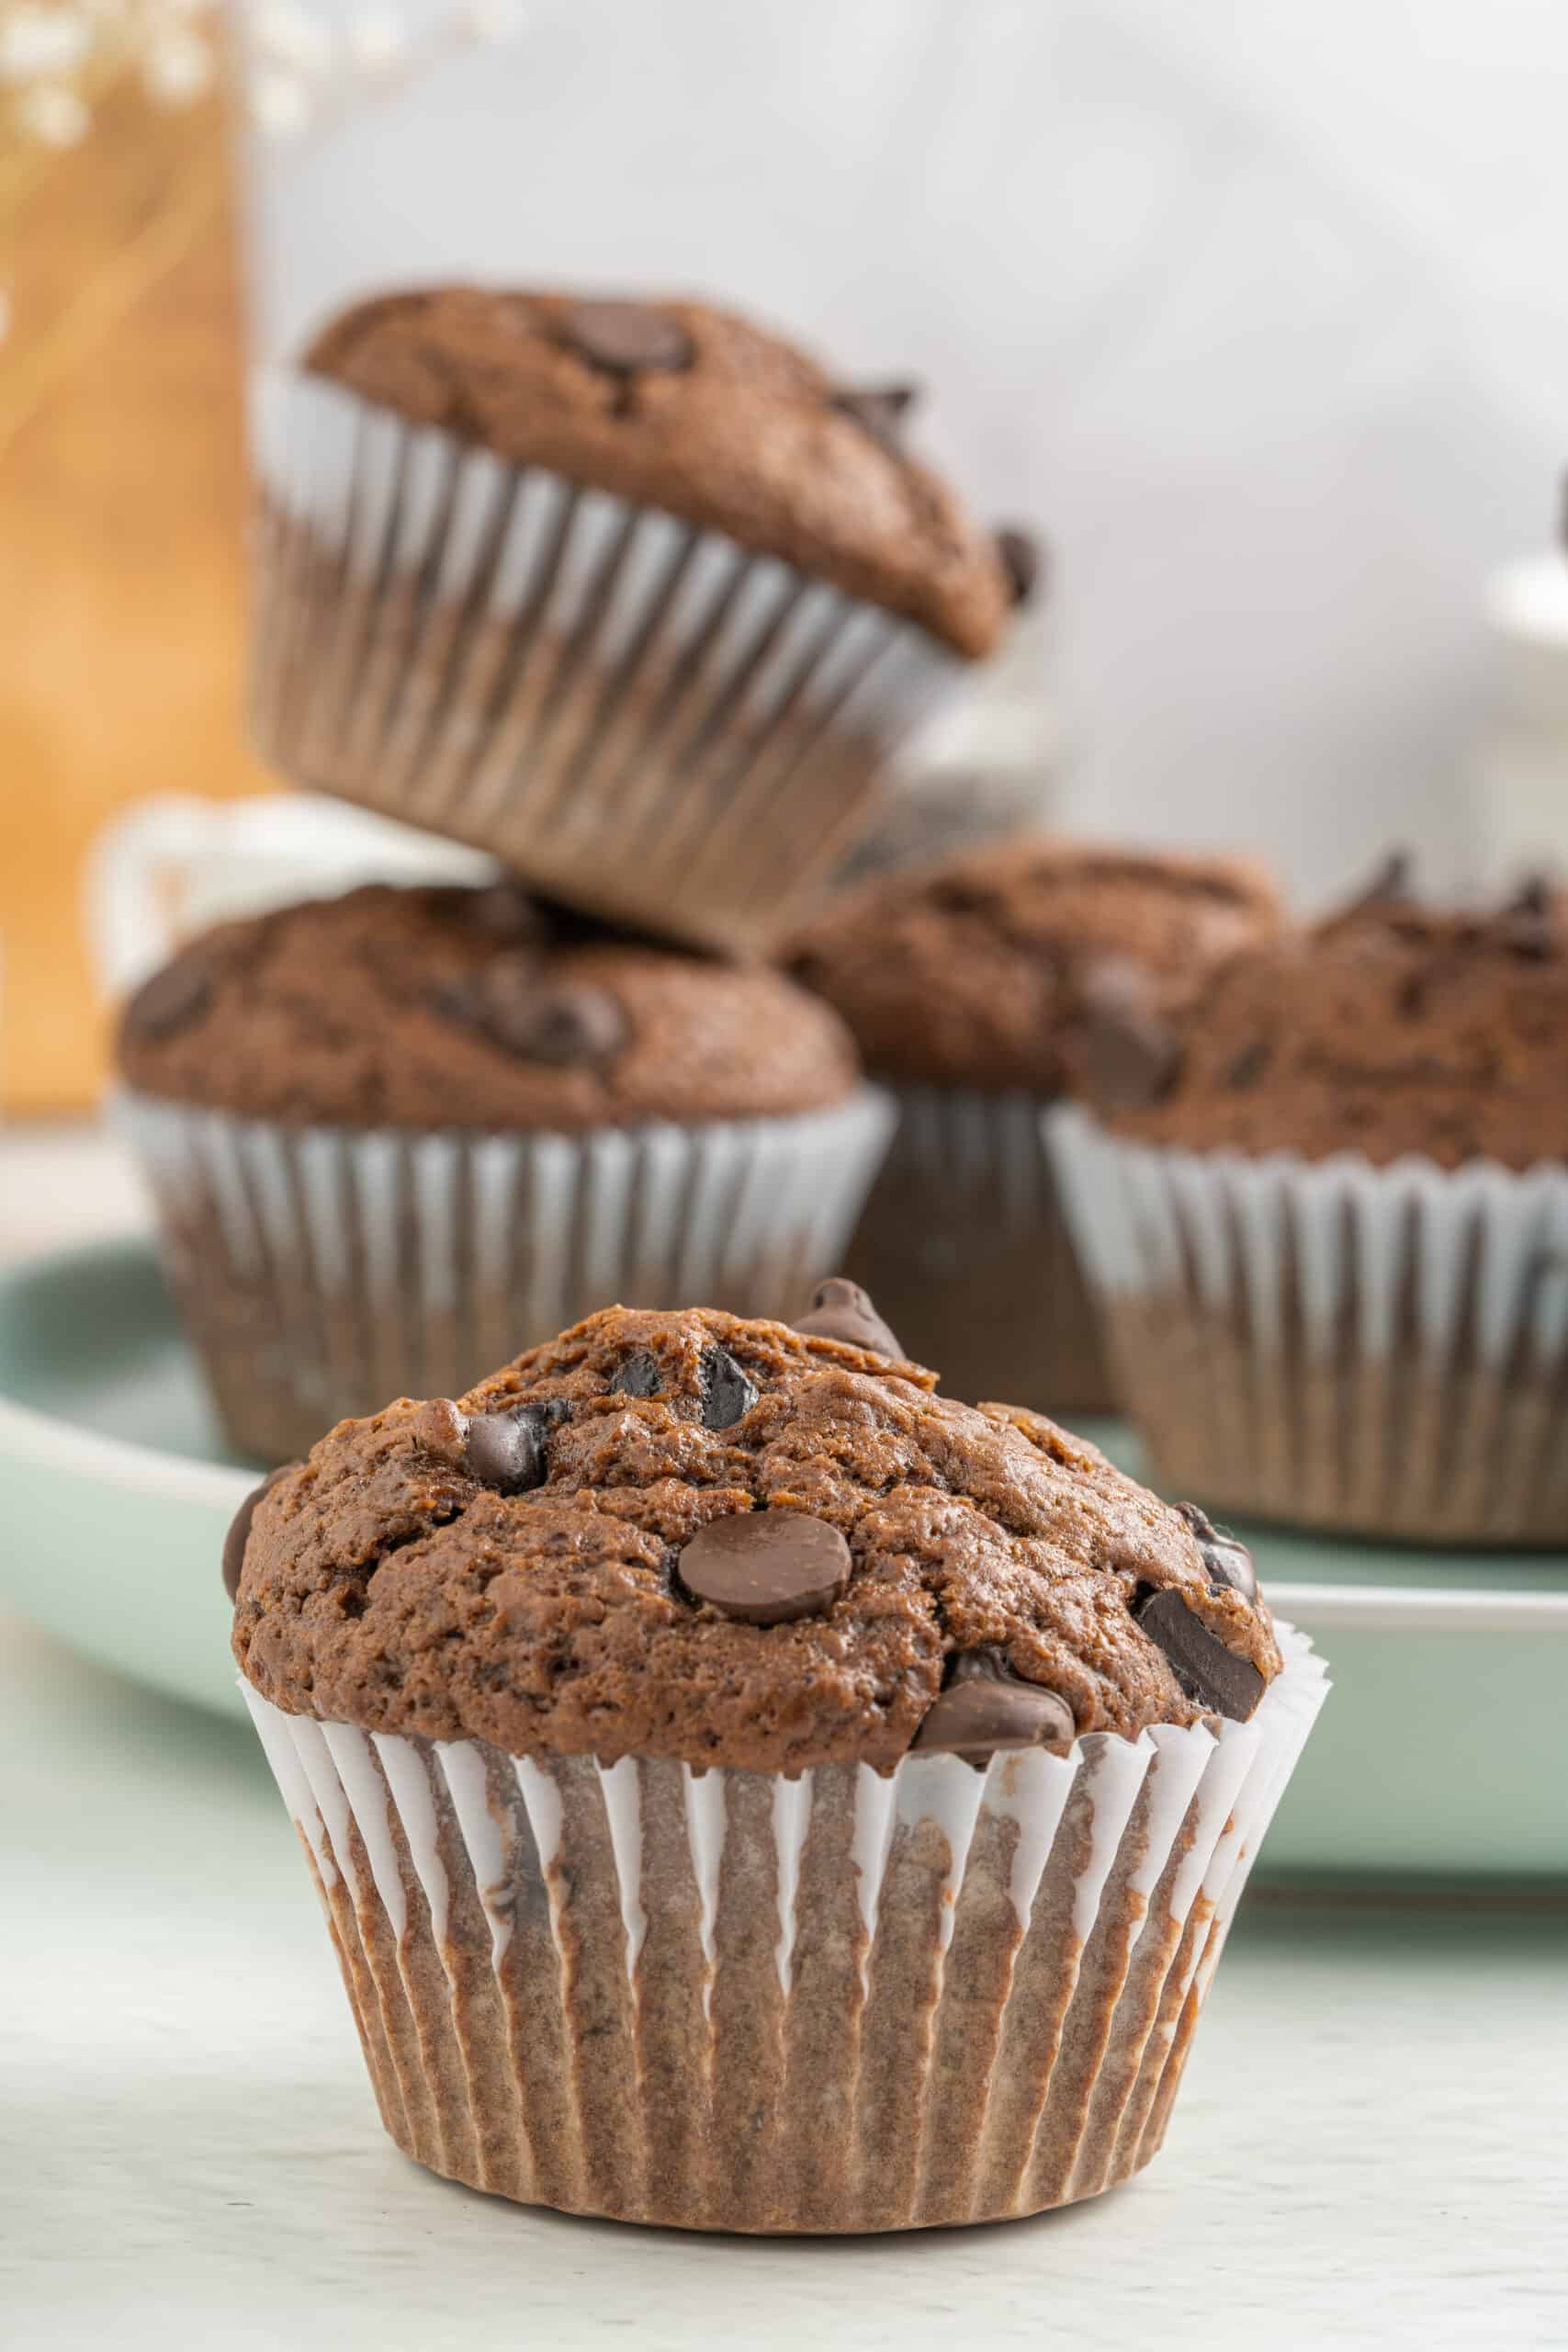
[787,835,1282,1094]
[1089,861,1568,1170]
[302,287,1021,659]
[231,1296,1282,1773]
[116,882,861,1130]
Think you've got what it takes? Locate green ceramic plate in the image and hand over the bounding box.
[1,1240,1563,1881]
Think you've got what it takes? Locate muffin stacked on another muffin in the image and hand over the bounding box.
[253,286,1031,954]
[789,836,1282,1414]
[1053,860,1568,1541]
[230,1293,1325,2233]
[117,881,890,1463]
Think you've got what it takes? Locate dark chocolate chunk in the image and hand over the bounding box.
[1340,849,1414,915]
[912,1649,1075,1765]
[1073,960,1182,1112]
[615,1350,663,1398]
[793,1276,904,1359]
[1175,1500,1258,1602]
[464,1400,565,1494]
[469,967,631,1066]
[1497,900,1555,959]
[1135,1587,1265,1720]
[994,525,1043,607]
[1506,873,1553,920]
[699,1343,759,1430]
[1224,1039,1271,1091]
[222,1463,297,1603]
[564,300,694,376]
[123,957,212,1045]
[831,381,920,450]
[930,876,996,917]
[678,1510,852,1625]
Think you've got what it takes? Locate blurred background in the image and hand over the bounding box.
[5,0,1568,1115]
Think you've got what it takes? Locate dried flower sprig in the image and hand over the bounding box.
[0,0,533,356]
[1,0,217,157]
[237,0,531,143]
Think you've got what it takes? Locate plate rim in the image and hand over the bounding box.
[4,1238,1568,1629]
[0,1235,254,1511]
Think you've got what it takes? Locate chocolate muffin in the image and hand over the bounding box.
[789,835,1282,1415]
[115,882,892,1462]
[1052,861,1568,1541]
[251,287,1031,955]
[233,1295,1325,2233]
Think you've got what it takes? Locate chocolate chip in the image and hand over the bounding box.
[678,1510,852,1625]
[222,1463,297,1603]
[930,877,995,916]
[615,1350,662,1398]
[831,381,920,450]
[464,1400,565,1494]
[123,957,212,1045]
[699,1344,758,1430]
[1175,1500,1258,1602]
[1135,1588,1265,1720]
[458,965,630,1066]
[563,300,694,376]
[1506,873,1553,920]
[1497,872,1557,955]
[994,526,1043,607]
[1341,849,1414,914]
[913,1649,1076,1765]
[793,1276,904,1359]
[1224,1039,1271,1091]
[1497,907,1555,960]
[1072,960,1181,1113]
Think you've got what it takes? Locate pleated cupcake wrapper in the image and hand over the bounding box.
[115,1084,894,1466]
[242,1622,1325,2233]
[847,1085,1116,1415]
[248,368,963,954]
[1049,1102,1568,1541]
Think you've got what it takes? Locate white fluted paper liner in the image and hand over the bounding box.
[846,1085,1117,1414]
[1049,1102,1568,1541]
[248,368,964,955]
[116,1083,894,1465]
[241,1622,1325,2233]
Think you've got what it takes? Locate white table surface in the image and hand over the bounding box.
[2,1610,1562,2351]
[2,1123,1564,2346]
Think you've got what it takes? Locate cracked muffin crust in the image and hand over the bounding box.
[231,1302,1282,1772]
[116,881,862,1131]
[1092,866,1568,1168]
[303,287,1015,658]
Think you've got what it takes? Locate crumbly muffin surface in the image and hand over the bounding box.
[303,287,1013,658]
[232,1303,1282,1772]
[116,883,861,1130]
[788,836,1281,1093]
[1098,876,1568,1169]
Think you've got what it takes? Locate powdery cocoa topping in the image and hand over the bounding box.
[303,288,1013,658]
[1097,867,1568,1169]
[116,882,860,1130]
[788,836,1282,1093]
[231,1302,1282,1772]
